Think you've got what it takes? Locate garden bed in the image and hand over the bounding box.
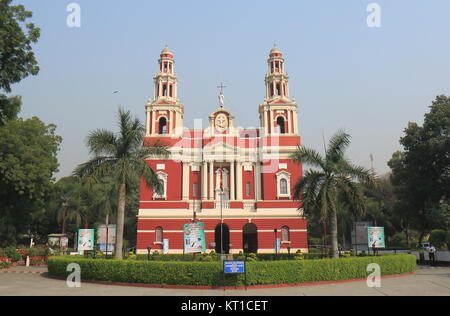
[48,254,416,287]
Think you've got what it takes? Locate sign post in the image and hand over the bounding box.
[368,226,385,255]
[97,224,116,255]
[77,229,95,255]
[223,260,247,290]
[183,222,206,254]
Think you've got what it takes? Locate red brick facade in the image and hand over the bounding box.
[137,46,307,254]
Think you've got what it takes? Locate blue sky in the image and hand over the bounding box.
[11,0,450,178]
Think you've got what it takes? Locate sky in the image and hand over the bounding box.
[10,0,450,179]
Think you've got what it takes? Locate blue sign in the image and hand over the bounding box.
[224,261,245,274]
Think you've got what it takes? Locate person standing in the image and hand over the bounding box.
[428,245,436,265]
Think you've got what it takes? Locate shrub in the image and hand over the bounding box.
[5,247,21,262]
[340,251,352,258]
[308,237,323,246]
[429,230,449,250]
[128,254,137,260]
[246,253,257,262]
[389,233,409,248]
[27,247,49,257]
[48,254,416,287]
[0,261,11,268]
[303,253,326,260]
[134,253,328,262]
[31,259,45,266]
[199,255,213,262]
[308,247,323,254]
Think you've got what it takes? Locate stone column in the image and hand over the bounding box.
[264,110,268,136]
[230,162,235,201]
[269,110,274,134]
[294,110,298,134]
[182,163,190,200]
[209,161,214,200]
[254,162,261,201]
[287,110,291,134]
[169,110,173,134]
[146,109,151,136]
[151,111,156,135]
[236,162,243,200]
[202,161,207,200]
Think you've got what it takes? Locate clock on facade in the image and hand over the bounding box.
[215,113,228,132]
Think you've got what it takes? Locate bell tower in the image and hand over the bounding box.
[145,45,184,137]
[259,45,298,136]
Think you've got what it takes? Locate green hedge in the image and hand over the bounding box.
[48,254,416,287]
[134,253,326,262]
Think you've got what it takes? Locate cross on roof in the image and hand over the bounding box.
[217,82,227,94]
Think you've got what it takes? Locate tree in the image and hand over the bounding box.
[0,94,21,125]
[37,176,120,247]
[389,95,450,242]
[0,0,40,124]
[0,0,40,92]
[53,177,86,234]
[429,229,450,250]
[291,130,374,258]
[0,117,61,245]
[74,108,168,259]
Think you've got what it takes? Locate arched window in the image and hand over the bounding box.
[153,172,167,199]
[159,117,167,134]
[280,179,288,195]
[246,182,252,197]
[276,83,281,96]
[276,171,291,198]
[155,227,163,243]
[276,116,286,134]
[281,226,290,242]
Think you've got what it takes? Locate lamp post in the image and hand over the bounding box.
[274,229,278,254]
[61,198,69,235]
[105,213,109,259]
[219,190,226,255]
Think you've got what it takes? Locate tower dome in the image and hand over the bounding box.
[269,45,283,57]
[160,45,173,59]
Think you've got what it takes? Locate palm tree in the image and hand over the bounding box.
[74,108,168,259]
[57,196,84,234]
[291,130,374,259]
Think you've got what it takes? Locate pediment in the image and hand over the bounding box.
[204,141,239,154]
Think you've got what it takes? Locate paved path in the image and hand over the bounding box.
[0,266,449,296]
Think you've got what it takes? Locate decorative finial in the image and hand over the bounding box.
[217,82,227,108]
[218,92,225,108]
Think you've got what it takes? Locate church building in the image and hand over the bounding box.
[136,46,307,254]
